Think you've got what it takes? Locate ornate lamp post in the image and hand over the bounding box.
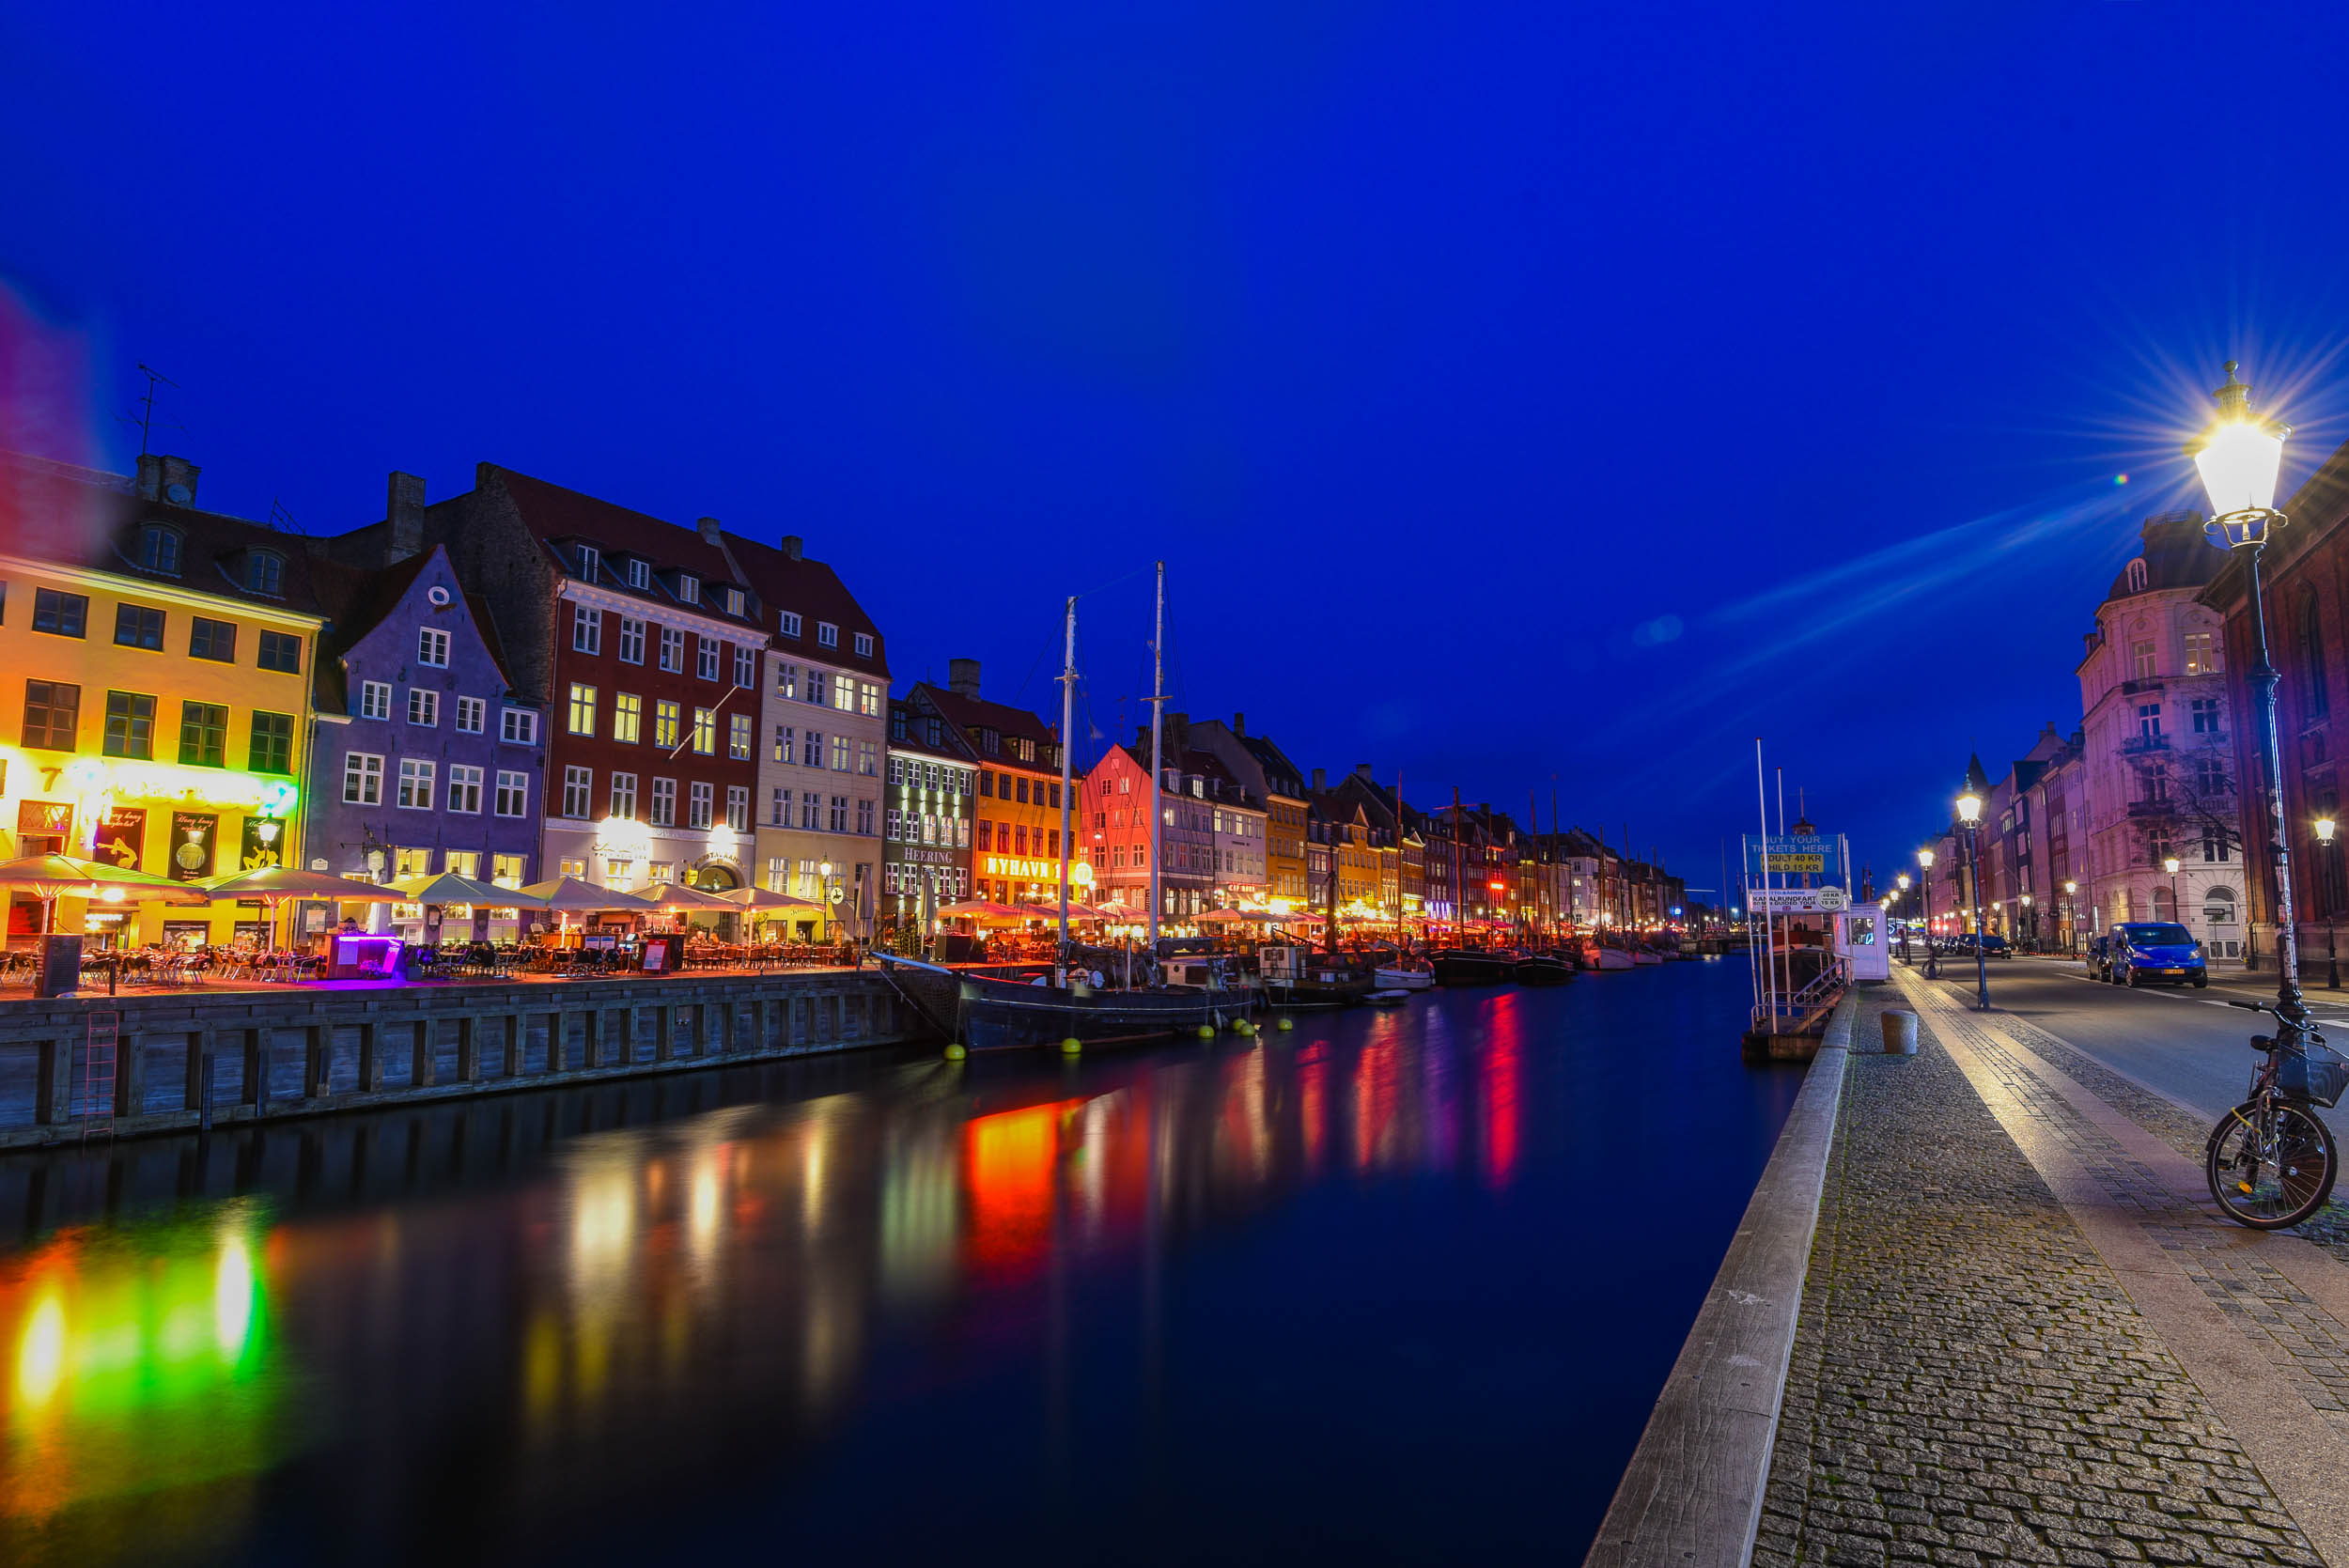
[2190,361,2303,1020]
[1918,847,1938,978]
[2318,817,2341,989]
[1895,872,1913,961]
[2020,891,2034,952]
[2163,855,2183,931]
[1957,764,1992,1010]
[2063,879,2078,955]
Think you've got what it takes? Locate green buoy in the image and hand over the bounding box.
[943,1043,967,1062]
[1060,1036,1082,1056]
[1197,1023,1216,1039]
[1275,1017,1295,1032]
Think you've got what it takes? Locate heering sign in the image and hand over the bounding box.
[898,846,957,866]
[983,854,1062,879]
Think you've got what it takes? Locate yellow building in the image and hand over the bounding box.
[0,454,323,947]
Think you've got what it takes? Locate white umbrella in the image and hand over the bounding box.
[514,876,656,912]
[383,872,550,909]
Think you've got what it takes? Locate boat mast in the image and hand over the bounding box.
[1451,784,1464,943]
[1057,594,1077,953]
[1147,561,1164,953]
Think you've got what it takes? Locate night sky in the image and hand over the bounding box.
[8,2,2349,898]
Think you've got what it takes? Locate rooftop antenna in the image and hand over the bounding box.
[117,364,184,456]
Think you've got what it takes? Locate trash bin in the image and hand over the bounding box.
[1880,1009,1918,1055]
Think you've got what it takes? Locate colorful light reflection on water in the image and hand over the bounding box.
[0,960,1798,1565]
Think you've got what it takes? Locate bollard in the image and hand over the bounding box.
[1880,1009,1919,1055]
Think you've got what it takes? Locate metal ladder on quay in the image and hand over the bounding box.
[81,1009,120,1143]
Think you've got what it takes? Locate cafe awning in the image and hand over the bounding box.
[194,867,404,904]
[381,873,549,909]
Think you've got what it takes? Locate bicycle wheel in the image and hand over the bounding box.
[2208,1099,2341,1229]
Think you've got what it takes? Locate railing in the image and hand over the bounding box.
[2121,734,2170,754]
[1750,955,1850,1031]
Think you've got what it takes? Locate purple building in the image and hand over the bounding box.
[305,541,548,941]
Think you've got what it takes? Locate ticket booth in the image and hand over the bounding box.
[1833,908,1890,981]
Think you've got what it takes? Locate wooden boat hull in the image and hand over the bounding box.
[1373,967,1434,990]
[877,955,1238,1050]
[1432,951,1515,986]
[1512,955,1577,986]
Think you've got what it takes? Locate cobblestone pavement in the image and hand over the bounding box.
[1758,982,2329,1568]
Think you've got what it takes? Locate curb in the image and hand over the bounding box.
[1582,992,1854,1568]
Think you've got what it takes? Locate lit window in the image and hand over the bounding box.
[655,699,681,749]
[775,661,799,699]
[730,712,753,759]
[677,575,699,605]
[614,691,643,743]
[2186,630,2217,675]
[692,707,717,754]
[725,586,744,616]
[568,683,597,736]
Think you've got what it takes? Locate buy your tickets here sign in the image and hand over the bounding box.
[1743,833,1843,879]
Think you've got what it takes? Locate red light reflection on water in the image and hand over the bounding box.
[1480,1010,1522,1190]
[962,1099,1086,1278]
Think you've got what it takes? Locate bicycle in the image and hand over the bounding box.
[2205,997,2347,1229]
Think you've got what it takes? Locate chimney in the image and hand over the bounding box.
[948,658,982,699]
[780,535,803,561]
[696,516,723,543]
[387,472,427,563]
[1313,768,1326,790]
[1163,710,1189,756]
[1232,711,1245,737]
[136,454,201,506]
[1354,762,1373,781]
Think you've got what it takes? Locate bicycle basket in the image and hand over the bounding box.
[2281,1039,2349,1109]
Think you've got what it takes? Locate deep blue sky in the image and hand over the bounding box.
[8,2,2349,897]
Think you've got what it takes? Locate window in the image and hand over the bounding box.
[801,791,822,830]
[178,701,227,766]
[655,699,681,749]
[775,661,799,699]
[692,635,718,681]
[688,781,713,830]
[832,734,851,771]
[779,611,801,638]
[806,669,828,706]
[832,677,856,714]
[443,850,480,879]
[2144,764,2169,803]
[138,524,181,574]
[692,706,717,754]
[495,770,528,817]
[725,785,749,831]
[399,758,436,810]
[651,777,677,826]
[830,795,848,832]
[976,821,992,852]
[575,544,600,581]
[725,586,744,616]
[817,621,838,648]
[561,766,593,818]
[114,602,164,650]
[677,575,699,605]
[617,615,646,664]
[1016,777,1030,805]
[2303,586,2329,719]
[980,771,994,797]
[604,691,639,744]
[2195,755,2227,795]
[733,645,756,688]
[2137,703,2161,738]
[981,727,1000,755]
[627,558,649,590]
[568,683,597,736]
[854,631,873,658]
[858,738,878,776]
[247,551,285,595]
[2130,638,2156,679]
[860,681,880,718]
[418,627,452,667]
[448,765,484,814]
[857,798,874,835]
[2186,630,2217,675]
[249,710,293,773]
[102,691,154,758]
[456,695,487,734]
[32,588,87,637]
[190,616,236,661]
[774,723,794,762]
[502,707,538,745]
[803,729,823,767]
[570,605,602,656]
[659,626,683,672]
[730,712,753,759]
[2202,831,2232,863]
[610,772,638,818]
[343,753,383,805]
[2191,698,2221,735]
[410,688,441,727]
[773,787,789,826]
[257,631,301,672]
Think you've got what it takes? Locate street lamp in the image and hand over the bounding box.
[2020,891,2033,953]
[2063,879,2078,956]
[1896,872,1912,962]
[1956,770,1990,1010]
[2162,857,2183,947]
[2318,817,2341,989]
[2192,361,2303,1019]
[1918,847,1938,978]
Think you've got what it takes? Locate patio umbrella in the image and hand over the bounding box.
[515,876,657,912]
[382,872,550,909]
[637,882,741,912]
[936,898,1041,924]
[720,886,826,911]
[1195,908,1276,925]
[0,853,212,937]
[194,866,404,955]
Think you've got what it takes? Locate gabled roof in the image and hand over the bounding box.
[728,532,889,678]
[305,544,527,715]
[924,683,1058,762]
[888,695,976,764]
[1237,733,1308,798]
[490,466,763,632]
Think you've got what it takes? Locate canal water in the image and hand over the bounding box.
[0,958,1800,1566]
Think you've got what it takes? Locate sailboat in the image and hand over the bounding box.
[878,568,1247,1049]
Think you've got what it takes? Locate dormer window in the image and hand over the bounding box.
[853,631,874,658]
[2125,558,2149,593]
[779,610,801,637]
[248,551,285,596]
[981,727,1000,754]
[817,621,838,648]
[138,524,181,575]
[578,544,601,581]
[725,586,744,616]
[627,559,650,590]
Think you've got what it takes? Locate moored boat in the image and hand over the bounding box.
[1432,948,1515,986]
[1374,964,1434,991]
[877,955,1237,1050]
[1512,954,1576,985]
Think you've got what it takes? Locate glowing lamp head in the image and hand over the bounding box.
[1896,873,1910,892]
[2021,893,2032,906]
[1917,847,1935,870]
[2064,879,2077,894]
[2193,363,2290,544]
[2319,817,2339,845]
[1955,791,1983,826]
[818,862,832,877]
[2164,856,2181,875]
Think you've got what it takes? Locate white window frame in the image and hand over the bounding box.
[495,770,528,817]
[651,776,677,826]
[343,751,383,805]
[817,621,838,648]
[779,610,801,638]
[408,688,439,727]
[455,695,486,734]
[417,627,451,667]
[689,781,714,830]
[659,626,683,673]
[577,544,601,581]
[677,575,699,605]
[573,605,602,656]
[730,712,753,760]
[618,615,646,664]
[854,631,873,658]
[447,764,484,815]
[610,770,638,819]
[725,586,744,616]
[398,757,436,811]
[562,765,593,819]
[697,635,721,681]
[627,558,649,589]
[501,707,538,745]
[360,680,391,721]
[733,645,756,688]
[568,682,598,737]
[725,784,749,831]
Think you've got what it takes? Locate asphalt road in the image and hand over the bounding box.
[1903,952,2349,1128]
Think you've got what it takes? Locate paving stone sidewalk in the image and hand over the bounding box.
[1756,984,2325,1568]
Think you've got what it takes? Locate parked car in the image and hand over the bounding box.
[1977,932,2012,959]
[2105,922,2208,987]
[2084,934,2112,980]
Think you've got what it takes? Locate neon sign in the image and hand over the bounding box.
[981,854,1063,879]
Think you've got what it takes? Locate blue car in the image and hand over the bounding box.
[2106,922,2208,988]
